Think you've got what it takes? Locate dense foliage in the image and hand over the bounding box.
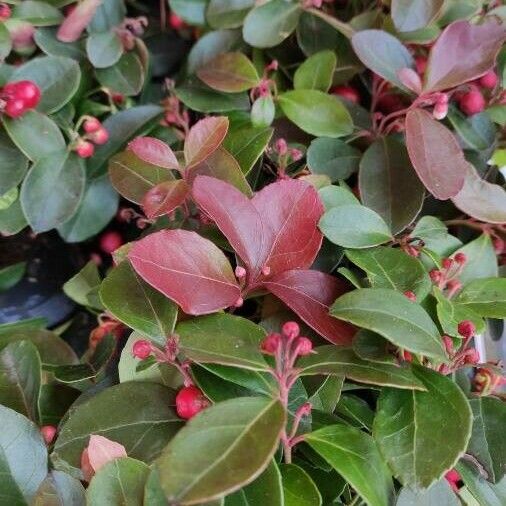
[1,0,506,505]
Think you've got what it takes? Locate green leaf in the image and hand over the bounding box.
[4,110,66,162]
[12,1,63,26]
[392,0,445,32]
[353,330,397,365]
[12,56,80,113]
[280,463,322,506]
[87,457,150,506]
[278,90,353,138]
[374,365,472,488]
[448,109,496,151]
[0,340,41,421]
[156,397,285,504]
[336,395,375,430]
[88,0,126,32]
[307,138,361,182]
[63,261,102,309]
[243,0,301,48]
[346,247,432,300]
[319,204,392,248]
[359,136,424,234]
[0,131,29,195]
[0,261,26,291]
[86,31,123,69]
[34,27,86,60]
[396,479,459,506]
[33,470,86,506]
[294,50,336,92]
[467,397,506,483]
[412,216,462,259]
[0,405,48,505]
[38,384,80,427]
[52,382,182,476]
[456,461,506,506]
[100,261,178,345]
[225,460,283,505]
[456,278,506,319]
[207,0,255,29]
[96,52,145,96]
[20,150,85,233]
[297,345,425,390]
[197,52,260,93]
[0,23,12,62]
[306,424,394,506]
[318,185,359,210]
[169,0,207,25]
[454,234,498,285]
[330,288,447,360]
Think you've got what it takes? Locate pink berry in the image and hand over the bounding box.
[90,127,109,145]
[176,386,209,420]
[83,117,102,133]
[331,85,360,104]
[4,98,26,118]
[403,291,416,302]
[132,339,152,360]
[12,80,41,109]
[478,70,498,89]
[282,321,300,339]
[75,140,95,158]
[99,231,123,254]
[40,425,57,445]
[459,90,486,116]
[458,320,476,339]
[261,333,281,354]
[296,337,313,356]
[0,3,11,21]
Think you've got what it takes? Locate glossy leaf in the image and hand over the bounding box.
[374,365,472,488]
[392,0,445,32]
[128,229,240,315]
[280,463,322,506]
[278,90,353,138]
[298,345,425,390]
[318,185,359,210]
[34,27,86,60]
[176,314,269,371]
[454,234,498,285]
[319,204,392,249]
[456,278,506,319]
[169,0,206,25]
[353,330,397,365]
[156,397,285,504]
[128,137,180,171]
[456,460,506,506]
[405,109,466,200]
[331,288,447,360]
[294,50,336,92]
[33,470,86,506]
[95,52,145,96]
[197,52,260,93]
[0,131,28,195]
[396,479,459,506]
[359,136,424,234]
[207,0,255,29]
[263,270,356,346]
[184,116,229,168]
[424,19,506,92]
[63,261,101,308]
[86,31,122,69]
[306,424,394,506]
[100,260,178,345]
[52,382,182,475]
[346,247,432,300]
[142,179,189,219]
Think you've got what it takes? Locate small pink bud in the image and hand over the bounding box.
[261,265,271,276]
[458,320,476,339]
[132,339,152,359]
[433,101,448,120]
[83,117,101,133]
[89,127,109,145]
[235,266,247,279]
[275,138,288,156]
[261,333,281,354]
[265,60,278,71]
[464,348,480,365]
[478,70,498,89]
[40,425,57,445]
[296,336,313,356]
[234,297,244,308]
[429,269,442,283]
[290,148,303,161]
[454,253,467,265]
[282,321,300,339]
[403,291,416,302]
[442,335,453,354]
[442,258,453,270]
[446,279,462,292]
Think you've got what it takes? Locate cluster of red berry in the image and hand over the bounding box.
[457,70,498,116]
[261,321,313,357]
[0,80,41,118]
[74,117,109,158]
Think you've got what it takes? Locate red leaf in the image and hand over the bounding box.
[128,229,240,315]
[424,19,506,92]
[263,270,356,345]
[57,0,101,42]
[405,109,466,200]
[128,137,180,171]
[184,116,229,168]
[86,435,127,474]
[142,180,189,219]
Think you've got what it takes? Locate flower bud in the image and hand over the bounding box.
[446,279,462,292]
[296,337,313,356]
[234,297,244,308]
[442,258,453,270]
[457,320,476,339]
[454,253,467,265]
[429,269,442,283]
[403,291,416,302]
[40,425,57,445]
[235,266,247,279]
[275,138,288,156]
[464,348,480,365]
[282,321,300,339]
[132,339,152,360]
[433,101,448,120]
[261,333,281,354]
[261,265,271,276]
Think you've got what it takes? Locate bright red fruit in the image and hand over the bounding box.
[331,85,360,104]
[478,70,498,89]
[90,127,109,145]
[132,339,152,359]
[10,80,41,108]
[99,231,123,254]
[169,12,185,30]
[4,99,26,118]
[0,3,11,21]
[458,89,486,115]
[176,386,209,420]
[83,117,102,133]
[40,425,57,444]
[75,140,95,158]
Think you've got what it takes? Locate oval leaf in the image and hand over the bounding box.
[294,50,337,92]
[184,116,229,168]
[142,179,189,219]
[128,137,180,171]
[57,0,101,42]
[392,0,445,33]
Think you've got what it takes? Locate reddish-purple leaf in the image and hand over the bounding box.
[57,0,101,42]
[424,19,506,92]
[128,137,180,171]
[252,178,324,277]
[405,109,466,199]
[184,116,229,169]
[128,229,241,315]
[397,68,422,95]
[142,179,189,219]
[87,435,127,474]
[263,270,356,345]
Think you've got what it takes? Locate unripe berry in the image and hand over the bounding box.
[75,140,95,158]
[83,117,102,133]
[40,425,57,445]
[454,253,467,265]
[458,320,476,339]
[0,3,11,21]
[331,85,360,104]
[4,98,26,118]
[176,385,209,420]
[282,321,300,339]
[403,291,416,302]
[90,127,109,145]
[132,339,152,360]
[478,70,498,89]
[296,337,313,356]
[99,230,123,254]
[459,90,486,116]
[261,333,281,354]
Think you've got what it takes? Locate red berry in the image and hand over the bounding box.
[403,291,416,302]
[445,469,460,483]
[261,333,281,354]
[90,127,109,145]
[40,425,57,445]
[169,12,185,30]
[0,3,11,21]
[12,80,41,109]
[132,339,152,360]
[458,320,476,339]
[282,321,300,339]
[4,98,26,118]
[478,70,498,89]
[99,231,123,254]
[83,117,102,133]
[459,90,486,116]
[296,336,313,356]
[75,140,95,158]
[112,93,125,105]
[331,85,360,104]
[176,386,209,420]
[403,350,413,362]
[414,56,427,75]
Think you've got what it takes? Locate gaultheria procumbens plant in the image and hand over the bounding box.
[1,1,506,505]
